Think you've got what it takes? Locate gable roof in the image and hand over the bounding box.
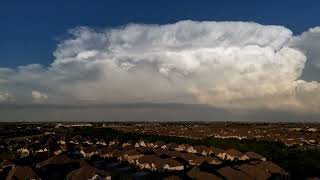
[137,155,163,164]
[37,154,77,168]
[255,161,288,175]
[237,164,271,180]
[163,175,182,180]
[6,166,40,180]
[154,141,166,147]
[217,166,252,180]
[224,149,243,157]
[166,142,179,149]
[163,158,183,167]
[244,151,266,160]
[187,166,222,180]
[210,147,224,155]
[66,165,111,180]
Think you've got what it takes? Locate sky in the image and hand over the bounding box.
[0,0,320,121]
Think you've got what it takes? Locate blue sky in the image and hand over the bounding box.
[1,0,320,68]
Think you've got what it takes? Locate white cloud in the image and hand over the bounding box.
[0,20,319,113]
[0,92,15,103]
[289,26,320,81]
[32,91,48,102]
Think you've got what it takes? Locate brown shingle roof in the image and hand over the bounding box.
[217,166,252,180]
[255,161,288,176]
[163,175,182,180]
[6,166,40,180]
[210,147,224,155]
[224,149,243,157]
[166,142,179,149]
[237,164,271,180]
[187,166,222,180]
[244,152,266,160]
[66,165,111,180]
[137,155,163,164]
[163,158,183,167]
[37,154,77,168]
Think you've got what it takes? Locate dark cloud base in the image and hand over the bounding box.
[0,103,318,122]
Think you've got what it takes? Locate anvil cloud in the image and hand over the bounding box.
[0,21,320,113]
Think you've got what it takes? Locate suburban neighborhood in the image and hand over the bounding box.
[1,122,318,179]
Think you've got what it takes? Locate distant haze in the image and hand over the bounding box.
[0,103,319,122]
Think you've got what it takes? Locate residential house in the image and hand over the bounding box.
[6,166,40,180]
[236,164,271,180]
[16,148,30,158]
[66,165,111,180]
[162,158,184,171]
[255,161,288,177]
[187,166,222,180]
[134,155,164,171]
[36,155,79,180]
[80,147,98,159]
[244,152,266,161]
[135,140,147,148]
[153,141,167,149]
[217,166,252,180]
[194,145,213,156]
[217,149,249,161]
[166,142,178,150]
[118,150,143,162]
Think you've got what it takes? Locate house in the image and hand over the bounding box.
[217,149,249,161]
[180,153,201,165]
[194,145,212,156]
[204,156,222,165]
[244,151,266,161]
[217,166,252,180]
[146,142,155,148]
[134,155,164,171]
[53,148,63,156]
[98,148,114,158]
[153,148,172,156]
[6,166,40,180]
[112,150,126,160]
[187,166,222,180]
[153,141,167,149]
[209,147,224,156]
[95,139,107,146]
[255,161,288,177]
[35,148,49,153]
[122,142,132,147]
[80,147,98,159]
[163,175,182,180]
[108,140,119,146]
[118,150,143,162]
[162,158,184,171]
[16,148,30,158]
[66,165,111,180]
[174,144,187,151]
[185,145,197,154]
[36,155,79,180]
[166,142,178,150]
[136,147,154,155]
[166,151,183,159]
[236,164,271,180]
[134,140,147,148]
[37,154,78,169]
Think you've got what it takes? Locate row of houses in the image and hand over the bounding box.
[1,132,289,180]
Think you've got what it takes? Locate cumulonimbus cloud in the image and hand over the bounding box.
[0,20,319,112]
